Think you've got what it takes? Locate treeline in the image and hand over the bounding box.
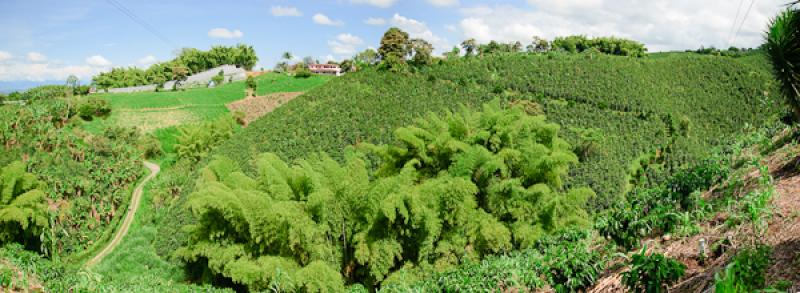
[355,27,649,73]
[92,44,258,90]
[2,84,90,102]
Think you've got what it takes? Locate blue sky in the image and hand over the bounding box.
[0,0,785,90]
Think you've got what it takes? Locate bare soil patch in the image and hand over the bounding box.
[117,109,199,133]
[226,92,303,126]
[589,141,800,293]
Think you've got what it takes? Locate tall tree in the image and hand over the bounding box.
[378,27,411,70]
[461,38,477,56]
[765,7,800,120]
[410,38,434,66]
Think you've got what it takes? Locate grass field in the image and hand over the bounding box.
[82,73,331,134]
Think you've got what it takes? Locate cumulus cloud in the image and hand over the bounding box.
[457,1,781,52]
[0,51,13,62]
[328,33,364,56]
[137,55,158,66]
[27,52,47,63]
[313,13,344,26]
[208,28,244,39]
[391,14,450,53]
[350,0,398,8]
[427,0,459,7]
[365,17,386,26]
[86,55,112,67]
[271,6,302,17]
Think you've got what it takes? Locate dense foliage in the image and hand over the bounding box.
[622,249,685,293]
[714,245,772,292]
[177,101,592,290]
[174,115,236,163]
[551,35,647,57]
[765,6,800,120]
[4,85,73,101]
[596,157,729,250]
[391,229,602,292]
[208,53,779,210]
[0,99,143,256]
[0,161,48,251]
[92,44,258,89]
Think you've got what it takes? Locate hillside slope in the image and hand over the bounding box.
[211,53,780,207]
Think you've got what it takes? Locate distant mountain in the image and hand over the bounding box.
[0,80,66,93]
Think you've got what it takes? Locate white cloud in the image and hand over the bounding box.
[328,33,364,56]
[0,51,13,62]
[0,62,101,82]
[365,17,386,26]
[391,14,450,54]
[137,55,158,66]
[313,13,344,26]
[350,0,398,8]
[271,6,302,17]
[86,55,112,67]
[427,0,459,7]
[27,52,47,63]
[457,2,781,52]
[208,28,244,39]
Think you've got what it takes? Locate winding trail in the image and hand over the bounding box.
[85,161,160,267]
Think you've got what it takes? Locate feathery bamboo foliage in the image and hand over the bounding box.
[0,161,48,251]
[179,100,592,290]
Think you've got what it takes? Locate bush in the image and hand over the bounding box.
[211,70,225,87]
[174,115,236,163]
[137,134,163,159]
[295,67,312,78]
[541,232,605,292]
[715,245,771,292]
[76,97,111,121]
[622,249,685,293]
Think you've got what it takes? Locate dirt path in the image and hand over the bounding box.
[85,161,160,267]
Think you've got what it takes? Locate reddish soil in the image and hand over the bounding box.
[589,140,800,292]
[225,92,303,126]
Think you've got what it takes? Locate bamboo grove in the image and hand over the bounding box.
[177,100,593,291]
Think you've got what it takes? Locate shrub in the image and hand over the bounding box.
[622,249,685,293]
[76,97,111,121]
[138,134,163,159]
[715,245,771,292]
[211,70,225,87]
[245,75,257,96]
[541,231,605,292]
[295,67,312,78]
[174,115,235,163]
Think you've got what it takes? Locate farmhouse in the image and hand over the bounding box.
[308,63,342,76]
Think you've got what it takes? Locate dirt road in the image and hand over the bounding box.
[85,161,160,267]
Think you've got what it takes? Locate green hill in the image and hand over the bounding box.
[210,52,780,207]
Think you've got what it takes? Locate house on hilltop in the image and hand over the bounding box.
[308,64,342,76]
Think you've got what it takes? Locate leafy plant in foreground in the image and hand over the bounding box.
[622,249,685,293]
[714,245,771,292]
[765,6,800,120]
[177,100,593,291]
[0,161,48,251]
